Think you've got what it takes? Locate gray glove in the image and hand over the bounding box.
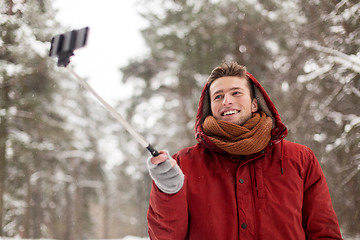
[147,151,184,194]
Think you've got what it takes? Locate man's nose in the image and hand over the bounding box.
[223,94,233,105]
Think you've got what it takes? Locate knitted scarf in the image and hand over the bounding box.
[202,111,273,155]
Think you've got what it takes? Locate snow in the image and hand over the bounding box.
[0,236,149,240]
[281,82,289,92]
[297,63,333,83]
[264,40,280,55]
[110,237,149,240]
[325,114,360,152]
[313,133,327,142]
[303,40,360,73]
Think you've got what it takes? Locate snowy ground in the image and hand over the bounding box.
[89,237,149,240]
[2,236,360,240]
[0,237,149,240]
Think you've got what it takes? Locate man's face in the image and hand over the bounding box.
[209,76,258,125]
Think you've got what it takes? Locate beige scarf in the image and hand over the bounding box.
[202,111,273,155]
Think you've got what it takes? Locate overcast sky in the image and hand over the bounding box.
[53,0,147,104]
[52,1,149,167]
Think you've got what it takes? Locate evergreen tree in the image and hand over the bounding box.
[1,0,109,238]
[278,0,360,236]
[0,0,62,236]
[119,0,294,156]
[118,0,296,235]
[42,78,108,239]
[118,0,359,237]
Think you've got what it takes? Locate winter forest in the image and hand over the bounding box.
[0,0,359,239]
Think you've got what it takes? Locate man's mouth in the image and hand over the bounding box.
[222,110,240,116]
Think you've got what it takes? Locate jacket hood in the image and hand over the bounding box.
[195,71,288,153]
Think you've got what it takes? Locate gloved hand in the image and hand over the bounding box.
[147,150,184,194]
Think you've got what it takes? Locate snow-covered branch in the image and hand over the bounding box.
[325,115,360,152]
[304,41,360,73]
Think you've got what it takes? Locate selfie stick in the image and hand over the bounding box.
[49,27,159,157]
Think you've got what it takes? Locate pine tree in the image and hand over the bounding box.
[279,0,360,236]
[118,0,360,237]
[0,0,63,236]
[117,0,298,235]
[119,0,295,155]
[1,0,110,238]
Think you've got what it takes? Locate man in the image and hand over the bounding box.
[147,62,342,239]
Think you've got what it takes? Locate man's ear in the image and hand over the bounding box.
[251,98,258,112]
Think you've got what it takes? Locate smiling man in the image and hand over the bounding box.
[209,76,258,125]
[146,62,342,240]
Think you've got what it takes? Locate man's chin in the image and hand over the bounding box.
[216,114,252,125]
[223,118,243,125]
[237,115,253,126]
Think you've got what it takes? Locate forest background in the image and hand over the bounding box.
[0,0,359,239]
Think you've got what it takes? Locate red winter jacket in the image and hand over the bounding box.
[147,72,342,240]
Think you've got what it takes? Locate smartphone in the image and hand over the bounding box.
[49,27,89,66]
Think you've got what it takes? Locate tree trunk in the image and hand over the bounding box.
[102,183,109,239]
[0,111,7,237]
[64,181,72,240]
[24,167,31,238]
[0,83,10,236]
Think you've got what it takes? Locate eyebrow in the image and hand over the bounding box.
[211,87,245,97]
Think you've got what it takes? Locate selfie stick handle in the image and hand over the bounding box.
[66,65,160,157]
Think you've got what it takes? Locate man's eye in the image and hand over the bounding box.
[233,91,242,95]
[214,95,222,100]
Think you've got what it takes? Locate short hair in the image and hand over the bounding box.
[207,62,255,99]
